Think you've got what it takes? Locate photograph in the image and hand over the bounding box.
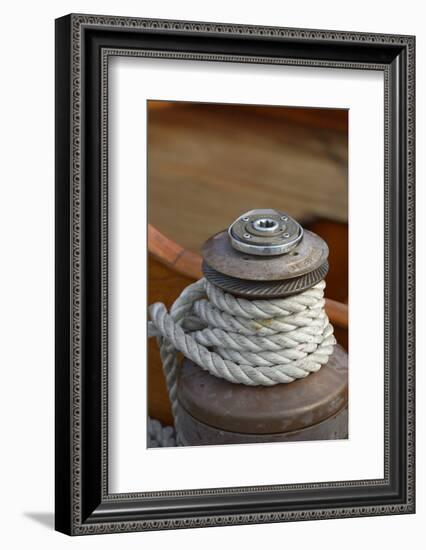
[146,101,349,448]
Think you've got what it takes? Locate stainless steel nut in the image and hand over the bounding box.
[228,209,303,256]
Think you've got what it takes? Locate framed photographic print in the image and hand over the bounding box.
[55,14,415,535]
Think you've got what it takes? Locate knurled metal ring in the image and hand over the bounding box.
[203,261,329,298]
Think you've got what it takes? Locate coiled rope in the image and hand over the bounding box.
[148,277,336,433]
[147,417,176,447]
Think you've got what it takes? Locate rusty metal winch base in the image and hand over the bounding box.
[177,345,348,446]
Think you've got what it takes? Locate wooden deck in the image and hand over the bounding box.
[148,101,348,254]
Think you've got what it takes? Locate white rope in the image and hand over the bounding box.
[147,417,176,447]
[148,278,335,430]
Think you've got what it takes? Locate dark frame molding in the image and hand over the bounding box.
[55,13,415,535]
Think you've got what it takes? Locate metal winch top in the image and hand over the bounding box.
[202,209,329,298]
[228,209,304,256]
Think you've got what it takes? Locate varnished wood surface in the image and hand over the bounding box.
[148,256,195,425]
[151,101,349,133]
[148,224,202,279]
[148,101,348,255]
[307,219,348,304]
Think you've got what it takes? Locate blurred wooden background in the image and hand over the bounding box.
[147,101,348,425]
[148,101,348,253]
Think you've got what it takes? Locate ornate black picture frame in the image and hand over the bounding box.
[55,13,415,535]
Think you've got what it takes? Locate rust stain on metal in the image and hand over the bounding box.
[177,345,348,436]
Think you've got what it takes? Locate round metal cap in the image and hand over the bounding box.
[228,209,303,256]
